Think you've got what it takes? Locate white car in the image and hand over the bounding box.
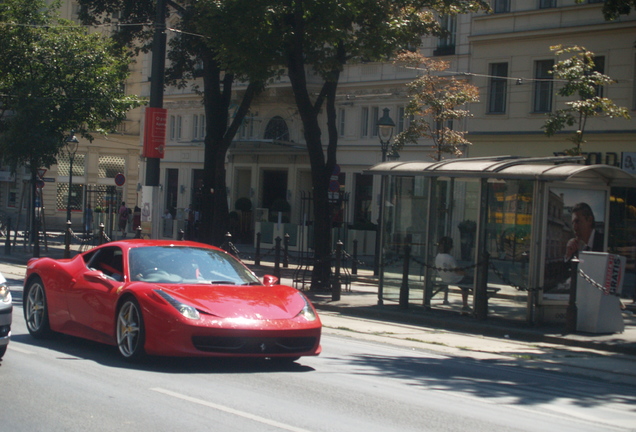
[0,273,11,359]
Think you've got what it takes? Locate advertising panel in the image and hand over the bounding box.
[143,107,167,159]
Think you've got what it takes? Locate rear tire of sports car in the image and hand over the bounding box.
[116,297,146,361]
[24,276,52,338]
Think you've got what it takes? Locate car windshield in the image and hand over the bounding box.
[128,246,262,285]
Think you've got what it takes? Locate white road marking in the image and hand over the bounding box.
[151,387,313,432]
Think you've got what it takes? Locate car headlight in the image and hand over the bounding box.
[297,295,317,322]
[0,284,11,304]
[154,289,200,320]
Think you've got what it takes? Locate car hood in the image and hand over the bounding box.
[158,284,308,320]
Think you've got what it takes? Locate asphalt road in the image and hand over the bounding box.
[2,271,636,431]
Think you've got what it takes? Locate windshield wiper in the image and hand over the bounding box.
[209,280,237,285]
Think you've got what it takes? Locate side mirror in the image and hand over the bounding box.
[262,274,279,286]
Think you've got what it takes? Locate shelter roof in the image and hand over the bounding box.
[364,156,635,186]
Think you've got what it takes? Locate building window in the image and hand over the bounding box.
[56,183,84,212]
[169,115,181,141]
[360,107,369,137]
[353,173,373,225]
[372,107,379,137]
[165,168,178,213]
[192,114,205,139]
[434,15,456,56]
[493,0,510,13]
[240,112,256,138]
[57,153,86,177]
[338,108,346,137]
[539,0,556,8]
[199,114,205,138]
[592,55,605,97]
[264,116,290,141]
[633,54,636,110]
[397,106,406,133]
[533,60,554,113]
[98,155,125,179]
[488,63,508,114]
[7,183,17,208]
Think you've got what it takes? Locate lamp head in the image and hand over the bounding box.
[65,131,79,153]
[377,108,395,142]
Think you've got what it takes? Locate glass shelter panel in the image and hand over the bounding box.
[381,176,429,303]
[486,180,533,293]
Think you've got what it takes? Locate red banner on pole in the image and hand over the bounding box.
[143,107,167,159]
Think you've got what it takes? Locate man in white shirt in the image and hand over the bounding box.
[435,236,471,313]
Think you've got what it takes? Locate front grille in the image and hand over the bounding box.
[192,336,317,354]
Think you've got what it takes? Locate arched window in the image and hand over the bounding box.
[263,116,289,142]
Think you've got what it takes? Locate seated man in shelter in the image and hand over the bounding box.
[435,236,471,313]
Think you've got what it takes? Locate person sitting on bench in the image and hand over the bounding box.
[435,236,471,313]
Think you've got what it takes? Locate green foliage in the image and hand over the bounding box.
[235,197,253,212]
[574,0,635,20]
[0,0,141,174]
[542,45,630,156]
[269,199,291,213]
[393,52,479,161]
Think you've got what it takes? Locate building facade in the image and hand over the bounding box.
[5,1,634,250]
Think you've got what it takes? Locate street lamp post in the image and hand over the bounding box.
[377,108,395,163]
[65,131,80,225]
[374,109,395,305]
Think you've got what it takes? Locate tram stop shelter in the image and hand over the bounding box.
[365,155,636,325]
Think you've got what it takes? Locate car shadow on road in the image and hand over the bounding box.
[11,332,315,374]
[340,352,636,409]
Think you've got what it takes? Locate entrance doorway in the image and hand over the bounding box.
[262,170,288,210]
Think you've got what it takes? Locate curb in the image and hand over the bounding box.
[308,296,636,356]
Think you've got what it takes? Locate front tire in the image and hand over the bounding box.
[24,276,51,338]
[116,297,146,361]
[0,345,6,359]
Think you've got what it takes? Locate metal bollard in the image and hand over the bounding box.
[135,226,142,239]
[4,217,11,255]
[99,223,105,245]
[274,237,281,279]
[283,233,289,268]
[332,241,343,301]
[64,220,72,259]
[565,257,580,333]
[399,244,411,308]
[255,232,261,266]
[177,229,184,241]
[474,250,490,320]
[352,239,358,275]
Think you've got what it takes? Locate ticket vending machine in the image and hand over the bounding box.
[576,251,625,334]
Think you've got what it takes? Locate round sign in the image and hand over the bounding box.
[36,179,45,189]
[115,173,126,186]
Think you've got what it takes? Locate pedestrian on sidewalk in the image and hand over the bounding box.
[435,236,471,314]
[118,202,128,238]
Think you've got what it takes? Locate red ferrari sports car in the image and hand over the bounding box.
[23,239,321,361]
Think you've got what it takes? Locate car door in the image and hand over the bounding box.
[66,246,125,343]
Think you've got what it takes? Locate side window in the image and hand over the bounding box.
[87,247,124,281]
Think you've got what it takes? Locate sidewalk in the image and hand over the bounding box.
[3,236,636,356]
